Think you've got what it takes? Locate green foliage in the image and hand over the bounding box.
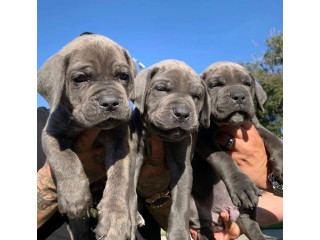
[263,32,283,74]
[242,31,283,138]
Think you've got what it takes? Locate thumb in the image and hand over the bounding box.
[189,228,198,240]
[220,212,232,230]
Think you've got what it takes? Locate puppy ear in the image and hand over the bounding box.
[122,48,137,78]
[122,48,137,100]
[199,80,211,128]
[250,73,267,112]
[199,71,207,81]
[132,67,159,114]
[37,54,68,112]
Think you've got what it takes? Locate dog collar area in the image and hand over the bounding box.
[145,189,171,208]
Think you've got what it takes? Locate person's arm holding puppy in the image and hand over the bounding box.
[216,121,272,191]
[211,121,283,240]
[37,161,58,228]
[37,129,106,229]
[218,122,283,225]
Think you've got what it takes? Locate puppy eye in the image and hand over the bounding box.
[119,72,130,81]
[245,82,252,87]
[193,94,201,101]
[208,82,224,89]
[73,75,87,83]
[156,85,167,91]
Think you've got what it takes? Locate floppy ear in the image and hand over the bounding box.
[199,80,211,128]
[122,48,137,100]
[122,48,137,78]
[37,54,68,112]
[132,67,159,114]
[199,71,207,81]
[250,73,267,112]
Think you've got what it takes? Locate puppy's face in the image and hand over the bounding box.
[38,35,136,129]
[201,62,266,126]
[66,44,133,129]
[134,60,210,142]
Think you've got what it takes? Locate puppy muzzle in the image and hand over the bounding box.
[72,96,131,128]
[213,89,255,125]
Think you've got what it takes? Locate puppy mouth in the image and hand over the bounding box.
[72,103,131,129]
[217,111,249,125]
[94,118,122,129]
[151,125,189,142]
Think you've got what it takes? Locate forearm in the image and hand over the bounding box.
[257,191,283,226]
[37,161,58,229]
[240,159,273,193]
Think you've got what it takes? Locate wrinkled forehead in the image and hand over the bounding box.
[206,65,250,83]
[152,67,201,87]
[67,43,126,70]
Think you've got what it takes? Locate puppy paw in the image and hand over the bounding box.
[136,212,145,227]
[57,178,92,219]
[227,173,260,209]
[128,211,145,240]
[95,201,131,240]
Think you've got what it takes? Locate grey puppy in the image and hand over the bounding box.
[130,60,210,239]
[38,33,137,239]
[189,61,283,239]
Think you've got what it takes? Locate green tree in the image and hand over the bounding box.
[242,31,283,138]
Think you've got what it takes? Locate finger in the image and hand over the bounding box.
[218,125,246,139]
[213,232,225,240]
[189,228,198,240]
[226,151,245,166]
[216,132,236,151]
[76,128,102,148]
[220,212,232,230]
[240,120,253,130]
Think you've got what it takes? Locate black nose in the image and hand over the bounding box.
[230,91,246,104]
[172,104,191,122]
[99,96,120,111]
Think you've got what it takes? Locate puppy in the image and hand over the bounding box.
[189,61,283,240]
[38,33,137,239]
[130,60,210,239]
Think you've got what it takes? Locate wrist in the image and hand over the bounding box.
[268,173,283,197]
[254,166,272,191]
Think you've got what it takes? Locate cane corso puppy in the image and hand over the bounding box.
[189,61,283,239]
[130,60,210,239]
[38,33,137,239]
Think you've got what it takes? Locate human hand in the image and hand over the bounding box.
[214,212,241,240]
[216,121,271,191]
[189,212,241,240]
[72,128,106,184]
[37,129,105,228]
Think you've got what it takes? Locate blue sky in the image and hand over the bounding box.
[37,0,282,108]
